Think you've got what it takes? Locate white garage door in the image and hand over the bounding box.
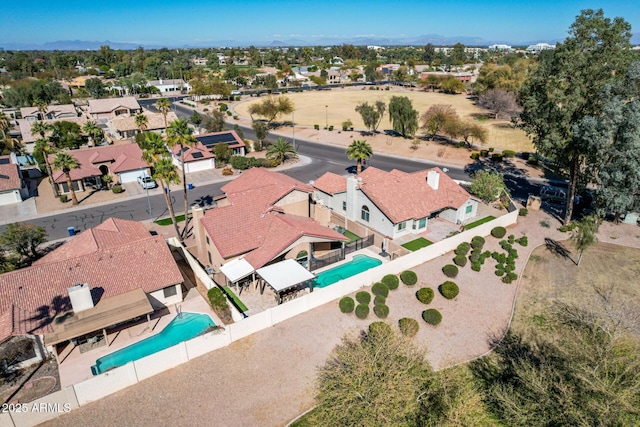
[119,169,146,183]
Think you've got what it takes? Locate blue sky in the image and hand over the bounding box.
[1,0,639,46]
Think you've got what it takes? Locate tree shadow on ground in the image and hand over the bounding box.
[544,238,574,262]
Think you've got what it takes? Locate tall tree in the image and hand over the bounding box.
[252,121,269,151]
[346,139,373,175]
[153,156,182,239]
[135,112,148,133]
[0,223,47,266]
[82,120,103,146]
[30,121,59,195]
[478,89,520,120]
[201,111,225,133]
[355,102,380,133]
[518,9,633,224]
[156,97,171,131]
[247,96,294,126]
[53,152,80,205]
[421,104,458,140]
[166,118,196,240]
[388,96,418,137]
[570,214,598,266]
[265,137,297,164]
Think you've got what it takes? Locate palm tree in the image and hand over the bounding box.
[53,152,80,205]
[82,121,103,146]
[265,137,297,165]
[152,156,182,239]
[31,122,58,195]
[30,120,51,140]
[139,131,168,163]
[135,113,148,133]
[156,98,171,131]
[571,214,599,266]
[166,118,197,238]
[346,140,373,175]
[33,100,48,120]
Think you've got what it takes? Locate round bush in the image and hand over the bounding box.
[374,294,386,305]
[495,269,505,276]
[398,318,419,337]
[400,270,418,286]
[471,262,481,272]
[373,304,389,319]
[355,291,371,305]
[381,274,399,290]
[416,287,435,304]
[491,226,507,238]
[519,208,529,216]
[371,282,389,297]
[517,236,528,247]
[471,236,485,249]
[453,254,467,267]
[439,281,459,299]
[455,242,470,256]
[369,321,392,336]
[442,264,459,278]
[422,309,442,326]
[339,297,355,313]
[355,304,369,319]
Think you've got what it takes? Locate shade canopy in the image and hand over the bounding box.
[256,259,315,292]
[220,258,254,283]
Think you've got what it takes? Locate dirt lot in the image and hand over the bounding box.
[233,86,533,153]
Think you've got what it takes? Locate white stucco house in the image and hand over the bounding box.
[147,79,192,93]
[313,167,479,240]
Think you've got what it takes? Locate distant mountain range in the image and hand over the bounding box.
[2,33,639,50]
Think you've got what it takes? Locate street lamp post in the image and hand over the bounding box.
[325,105,328,129]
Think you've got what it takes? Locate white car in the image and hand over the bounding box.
[137,175,157,190]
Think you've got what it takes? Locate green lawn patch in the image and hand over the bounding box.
[154,214,186,226]
[402,237,433,251]
[464,216,496,230]
[223,286,248,312]
[342,229,361,243]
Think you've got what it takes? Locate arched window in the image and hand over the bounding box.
[361,205,370,222]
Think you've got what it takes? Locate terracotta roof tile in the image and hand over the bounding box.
[88,97,141,114]
[0,161,22,192]
[111,111,178,132]
[171,141,215,163]
[313,172,347,195]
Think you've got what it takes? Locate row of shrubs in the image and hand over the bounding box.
[229,155,280,170]
[416,280,459,304]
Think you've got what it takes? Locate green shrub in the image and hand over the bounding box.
[112,184,123,194]
[517,236,528,247]
[491,153,503,162]
[471,236,485,249]
[500,241,512,251]
[455,242,470,256]
[491,226,507,238]
[495,269,505,276]
[489,147,495,152]
[439,281,459,299]
[519,208,529,217]
[374,294,386,305]
[453,254,467,267]
[381,274,399,290]
[219,103,228,112]
[207,287,227,311]
[471,262,481,272]
[502,149,516,158]
[369,321,391,336]
[373,304,389,319]
[328,125,334,131]
[508,234,515,244]
[314,124,319,130]
[398,318,419,337]
[527,155,539,165]
[339,297,355,313]
[230,155,260,170]
[355,304,369,319]
[480,149,489,157]
[442,264,459,278]
[422,309,442,325]
[226,110,233,116]
[416,287,434,304]
[355,291,371,305]
[502,272,518,284]
[59,194,68,203]
[470,152,480,160]
[400,270,418,286]
[469,251,480,264]
[371,282,389,297]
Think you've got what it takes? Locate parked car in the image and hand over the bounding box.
[539,185,567,203]
[137,175,157,189]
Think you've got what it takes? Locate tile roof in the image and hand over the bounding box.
[18,117,89,144]
[0,218,183,340]
[48,144,148,183]
[110,111,178,132]
[171,141,215,163]
[88,97,141,114]
[357,167,472,223]
[313,172,347,195]
[201,170,346,269]
[195,130,246,149]
[20,104,78,120]
[0,159,22,192]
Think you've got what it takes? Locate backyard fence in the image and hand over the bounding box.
[310,235,375,271]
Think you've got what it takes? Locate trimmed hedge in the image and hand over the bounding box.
[339,297,355,313]
[471,236,485,249]
[398,318,419,337]
[455,242,470,256]
[453,254,467,267]
[422,309,442,325]
[374,294,386,305]
[381,274,399,290]
[355,304,369,319]
[517,236,528,247]
[416,287,434,304]
[439,281,459,299]
[491,226,507,238]
[471,262,481,272]
[442,264,459,278]
[373,304,389,319]
[372,282,389,297]
[356,291,371,305]
[400,270,418,286]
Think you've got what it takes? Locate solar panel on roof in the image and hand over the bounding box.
[0,158,10,165]
[196,132,239,148]
[192,152,204,159]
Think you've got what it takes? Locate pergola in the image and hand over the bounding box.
[219,257,255,288]
[255,259,316,304]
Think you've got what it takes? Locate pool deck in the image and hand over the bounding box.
[56,288,220,388]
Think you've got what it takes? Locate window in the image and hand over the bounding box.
[418,217,427,228]
[163,285,177,298]
[342,201,346,211]
[208,251,212,264]
[397,221,406,231]
[206,236,210,245]
[361,205,370,222]
[465,205,473,214]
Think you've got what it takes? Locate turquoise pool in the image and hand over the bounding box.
[91,312,215,375]
[313,254,382,288]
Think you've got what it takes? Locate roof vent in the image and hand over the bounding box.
[427,170,440,190]
[68,283,94,313]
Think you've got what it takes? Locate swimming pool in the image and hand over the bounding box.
[313,254,382,288]
[91,312,215,375]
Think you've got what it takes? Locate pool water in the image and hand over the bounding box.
[313,254,382,288]
[91,312,215,375]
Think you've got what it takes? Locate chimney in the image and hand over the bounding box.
[68,283,94,313]
[427,170,440,190]
[159,78,163,85]
[346,176,359,220]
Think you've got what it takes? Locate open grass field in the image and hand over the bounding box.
[234,87,534,153]
[515,241,640,331]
